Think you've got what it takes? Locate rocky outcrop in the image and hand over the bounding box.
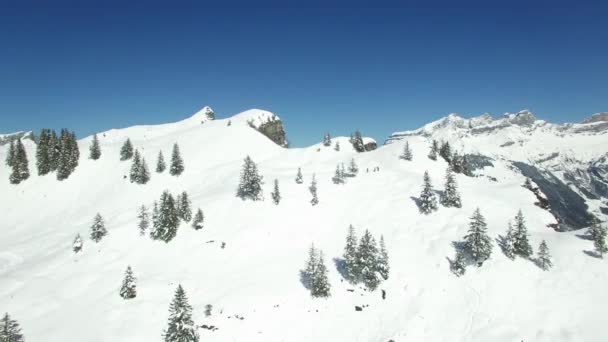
[256,118,288,148]
[364,141,377,151]
[582,112,608,124]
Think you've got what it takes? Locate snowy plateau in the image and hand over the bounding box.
[1,106,607,342]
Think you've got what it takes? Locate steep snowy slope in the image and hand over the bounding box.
[1,108,607,342]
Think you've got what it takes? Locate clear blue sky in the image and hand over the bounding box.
[1,0,607,146]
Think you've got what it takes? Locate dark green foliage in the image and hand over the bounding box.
[512,210,534,258]
[169,143,184,176]
[347,158,358,176]
[151,191,180,243]
[303,244,331,298]
[439,140,452,162]
[56,129,79,181]
[309,174,318,206]
[192,208,204,230]
[451,249,466,276]
[537,240,553,270]
[0,313,25,342]
[590,220,607,258]
[322,133,331,146]
[120,138,134,161]
[90,213,108,243]
[400,141,413,161]
[89,134,101,160]
[440,166,462,208]
[36,129,52,175]
[450,151,464,173]
[463,208,493,265]
[156,151,166,173]
[72,234,83,253]
[332,164,345,184]
[120,266,137,299]
[295,167,303,184]
[377,235,389,280]
[419,171,438,214]
[163,285,199,342]
[349,130,365,152]
[343,225,359,283]
[5,141,15,167]
[129,150,150,184]
[356,230,380,290]
[9,139,30,184]
[236,155,264,200]
[334,141,340,151]
[137,205,149,236]
[428,140,438,160]
[271,179,281,205]
[176,191,192,222]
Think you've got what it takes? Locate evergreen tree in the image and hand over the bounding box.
[418,171,438,214]
[451,249,466,276]
[537,240,553,270]
[169,143,184,176]
[271,179,281,205]
[156,151,166,173]
[0,313,25,342]
[139,158,150,184]
[137,205,150,236]
[377,235,390,280]
[512,210,533,258]
[322,133,332,146]
[350,130,365,152]
[343,225,359,283]
[400,141,413,161]
[150,201,159,238]
[591,220,607,258]
[163,285,199,342]
[311,251,331,298]
[439,140,452,162]
[502,222,516,259]
[151,191,180,243]
[347,158,358,176]
[192,208,204,230]
[129,150,142,183]
[119,266,137,299]
[309,174,319,206]
[428,140,438,161]
[68,131,80,171]
[90,213,108,243]
[334,141,340,151]
[176,191,192,222]
[120,138,134,161]
[48,130,60,172]
[5,141,15,167]
[36,128,52,175]
[356,230,380,290]
[9,139,30,184]
[332,165,345,184]
[56,129,74,180]
[440,166,462,208]
[463,208,493,265]
[89,133,101,160]
[236,156,264,200]
[295,167,304,184]
[450,152,464,173]
[303,244,318,289]
[72,233,83,253]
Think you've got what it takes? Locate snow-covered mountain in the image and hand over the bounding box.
[1,107,607,341]
[387,110,608,230]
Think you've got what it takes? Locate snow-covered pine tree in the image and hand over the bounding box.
[347,158,358,176]
[236,155,264,201]
[129,150,142,183]
[0,313,25,342]
[419,171,438,214]
[440,166,462,208]
[169,143,184,176]
[271,179,281,205]
[72,233,83,253]
[176,191,192,222]
[119,266,137,299]
[502,221,516,259]
[512,210,534,258]
[400,141,413,161]
[9,139,30,184]
[68,131,80,172]
[428,140,438,161]
[334,141,340,151]
[309,174,319,206]
[357,230,380,291]
[295,167,304,184]
[591,221,607,258]
[57,129,76,181]
[150,201,159,238]
[303,244,318,289]
[450,152,464,173]
[139,157,150,184]
[137,205,150,236]
[48,129,60,172]
[311,250,331,298]
[332,165,345,184]
[5,140,15,167]
[89,133,101,160]
[90,213,108,243]
[322,133,332,146]
[537,240,553,270]
[350,130,365,152]
[36,128,52,175]
[343,225,359,283]
[377,235,390,280]
[152,191,180,242]
[163,285,199,342]
[439,140,452,162]
[463,208,493,265]
[192,208,204,230]
[120,138,134,161]
[451,249,466,276]
[156,151,166,173]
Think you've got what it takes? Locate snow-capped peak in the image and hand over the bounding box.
[188,105,215,123]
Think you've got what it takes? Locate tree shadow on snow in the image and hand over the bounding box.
[333,257,348,280]
[409,196,421,208]
[299,270,312,290]
[575,233,594,241]
[583,250,603,259]
[495,235,515,260]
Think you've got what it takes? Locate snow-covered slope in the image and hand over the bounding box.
[1,107,607,341]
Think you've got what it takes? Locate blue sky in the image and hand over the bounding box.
[1,0,607,146]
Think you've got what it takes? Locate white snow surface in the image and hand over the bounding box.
[1,107,607,341]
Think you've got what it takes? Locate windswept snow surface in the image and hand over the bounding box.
[1,108,607,341]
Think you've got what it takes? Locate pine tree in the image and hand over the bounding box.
[343,225,359,283]
[428,140,438,161]
[56,129,73,180]
[400,141,413,161]
[120,138,134,161]
[419,171,438,214]
[311,251,331,298]
[591,220,607,258]
[48,129,60,172]
[89,133,101,160]
[0,313,25,342]
[303,244,318,289]
[137,205,150,236]
[150,201,159,238]
[334,141,340,151]
[451,152,464,173]
[463,208,493,265]
[309,174,319,206]
[295,167,304,184]
[357,230,380,290]
[151,191,180,242]
[350,130,365,152]
[512,210,533,258]
[9,139,30,184]
[502,221,516,259]
[347,158,358,176]
[192,208,204,230]
[537,240,553,270]
[169,143,184,176]
[73,233,83,253]
[377,235,390,280]
[119,266,137,299]
[139,158,150,184]
[68,131,80,172]
[163,285,199,342]
[90,213,108,243]
[332,165,345,184]
[156,151,166,173]
[36,128,52,175]
[451,249,466,276]
[176,191,192,222]
[439,140,452,162]
[271,179,281,205]
[440,166,462,208]
[129,150,142,183]
[322,133,332,146]
[5,141,15,167]
[236,156,264,200]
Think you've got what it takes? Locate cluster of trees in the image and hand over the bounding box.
[343,225,389,291]
[120,139,184,179]
[589,219,608,258]
[418,168,462,214]
[302,244,331,297]
[130,150,150,184]
[147,190,196,243]
[349,130,365,152]
[0,313,24,341]
[332,158,358,184]
[427,139,471,176]
[6,139,29,184]
[39,128,80,181]
[322,133,332,146]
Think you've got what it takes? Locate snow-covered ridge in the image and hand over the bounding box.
[0,131,34,146]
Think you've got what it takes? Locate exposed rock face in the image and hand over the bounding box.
[364,141,377,151]
[203,106,215,120]
[0,131,35,146]
[257,119,288,148]
[582,112,608,124]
